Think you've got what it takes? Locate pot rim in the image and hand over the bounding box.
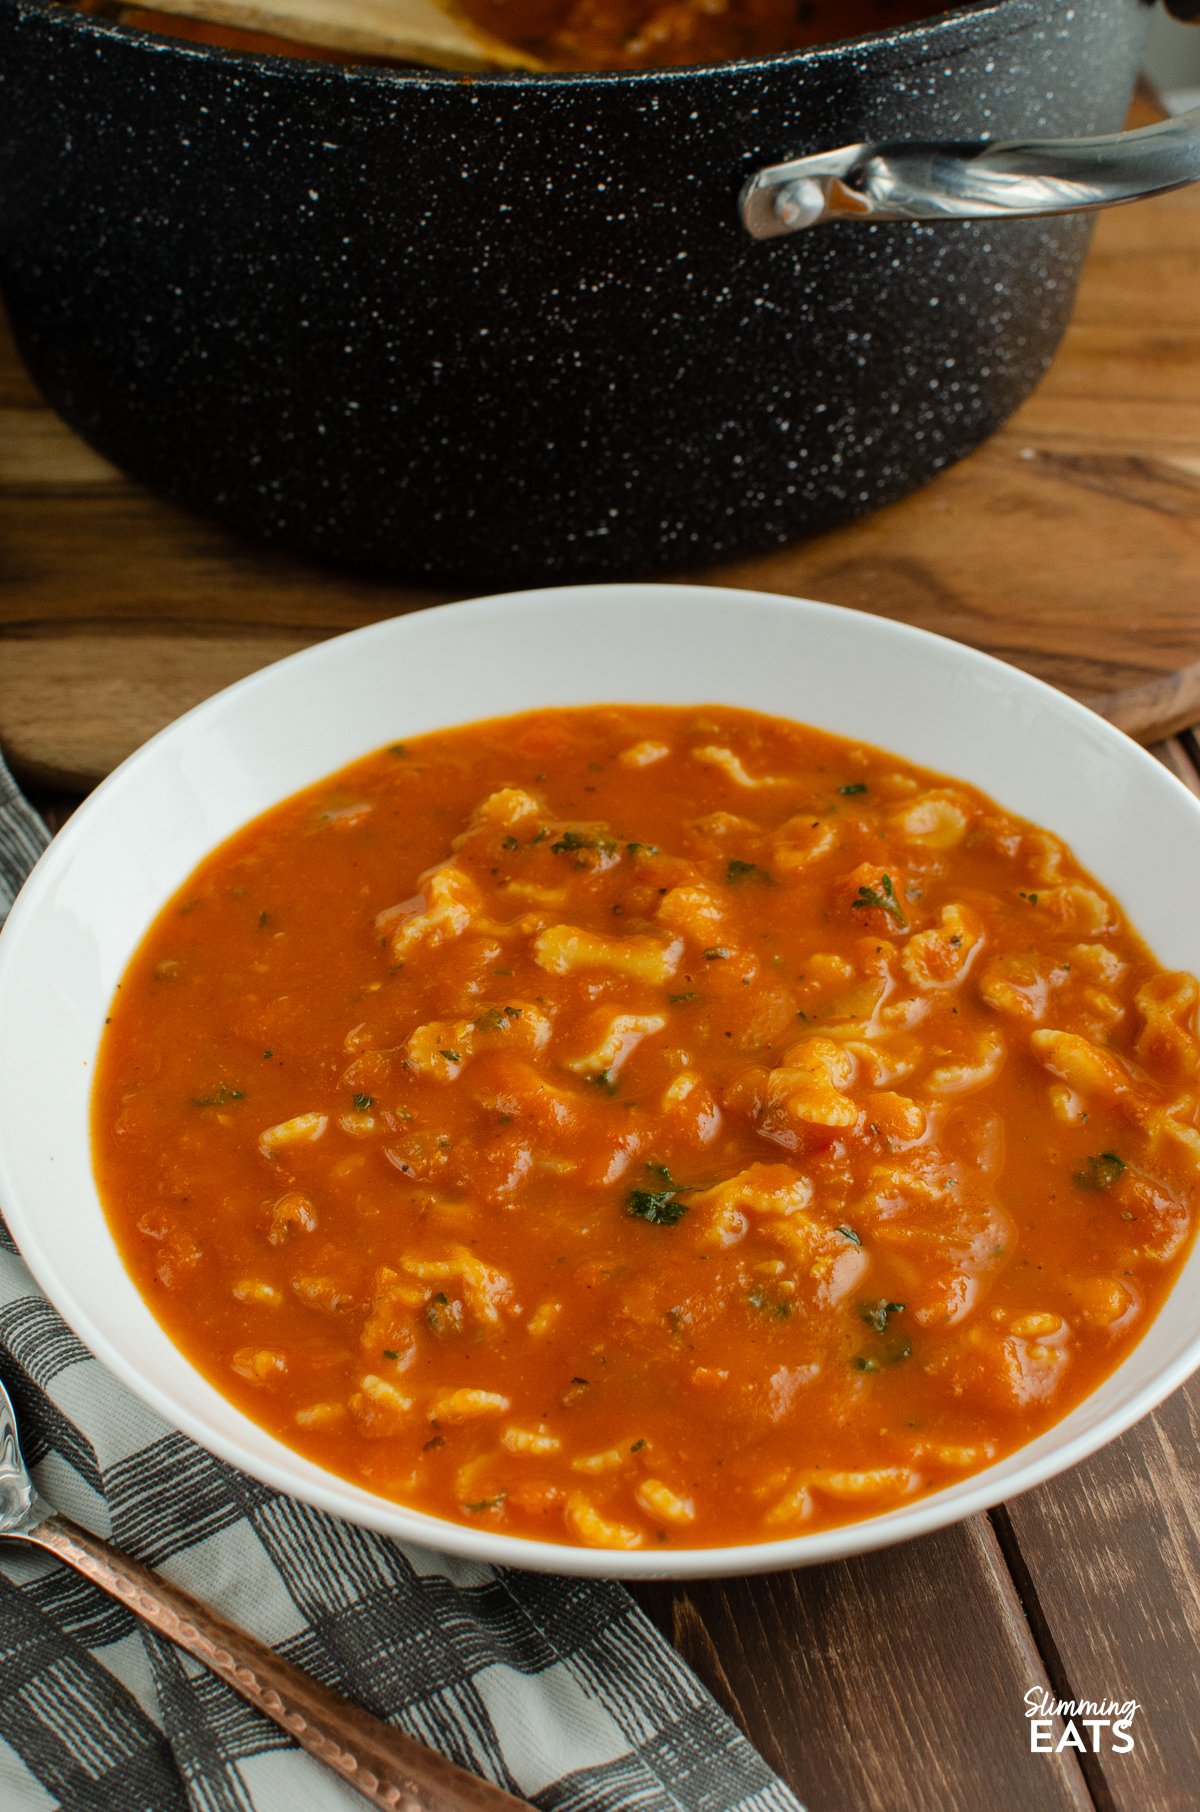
[5,0,1051,90]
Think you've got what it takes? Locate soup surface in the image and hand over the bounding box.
[93,706,1200,1550]
[68,0,954,71]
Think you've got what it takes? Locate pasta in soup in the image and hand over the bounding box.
[92,706,1200,1549]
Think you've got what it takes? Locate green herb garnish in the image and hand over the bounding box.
[839,782,869,796]
[191,1083,245,1108]
[352,1092,373,1111]
[836,1225,862,1247]
[628,1187,690,1226]
[550,829,617,859]
[851,873,906,928]
[726,859,772,885]
[748,1289,792,1319]
[861,1300,905,1333]
[1075,1151,1126,1191]
[439,1049,462,1063]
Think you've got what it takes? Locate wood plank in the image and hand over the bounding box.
[995,1378,1200,1812]
[630,1516,1092,1812]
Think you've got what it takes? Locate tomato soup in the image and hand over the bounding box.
[67,0,955,72]
[92,707,1200,1550]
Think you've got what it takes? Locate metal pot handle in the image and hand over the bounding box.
[740,104,1200,238]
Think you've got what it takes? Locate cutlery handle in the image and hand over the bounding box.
[24,1511,531,1812]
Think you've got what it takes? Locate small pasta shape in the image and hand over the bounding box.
[924,1026,1006,1096]
[888,789,972,849]
[469,786,542,828]
[691,744,777,788]
[635,1479,696,1526]
[502,1424,562,1456]
[232,1279,283,1306]
[1029,1029,1133,1105]
[294,1401,346,1429]
[533,924,682,983]
[564,1495,643,1549]
[258,1113,328,1157]
[265,1191,317,1243]
[901,903,984,993]
[772,816,838,876]
[381,865,482,961]
[231,1347,288,1383]
[767,1036,859,1130]
[566,1013,666,1081]
[812,1469,922,1502]
[430,1388,511,1423]
[405,1019,475,1081]
[656,882,726,944]
[1036,885,1115,937]
[618,739,670,768]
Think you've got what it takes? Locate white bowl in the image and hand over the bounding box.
[2,582,1200,1580]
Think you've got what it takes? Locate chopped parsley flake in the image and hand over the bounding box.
[351,1092,373,1111]
[726,859,772,885]
[628,1186,690,1226]
[852,874,906,928]
[861,1300,905,1333]
[191,1083,245,1108]
[838,782,868,796]
[836,1225,863,1247]
[748,1289,792,1319]
[550,829,617,858]
[439,1049,462,1063]
[1075,1151,1126,1191]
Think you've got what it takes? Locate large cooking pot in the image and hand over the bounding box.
[0,0,1195,582]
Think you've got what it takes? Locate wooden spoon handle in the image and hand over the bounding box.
[138,0,542,71]
[22,1511,533,1812]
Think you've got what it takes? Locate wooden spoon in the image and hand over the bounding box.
[135,0,543,72]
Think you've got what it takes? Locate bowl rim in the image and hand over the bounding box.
[6,0,1032,92]
[3,579,1200,1580]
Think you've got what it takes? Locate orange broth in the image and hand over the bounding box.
[92,706,1200,1551]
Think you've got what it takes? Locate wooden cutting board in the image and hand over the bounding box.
[2,95,1198,791]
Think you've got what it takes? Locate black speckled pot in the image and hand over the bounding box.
[0,0,1154,582]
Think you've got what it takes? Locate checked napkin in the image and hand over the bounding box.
[0,752,805,1812]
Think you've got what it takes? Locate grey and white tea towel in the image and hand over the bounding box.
[0,752,805,1812]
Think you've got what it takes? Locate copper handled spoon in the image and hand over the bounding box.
[0,1377,534,1812]
[126,0,542,71]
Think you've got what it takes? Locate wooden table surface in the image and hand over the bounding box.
[3,91,1200,1812]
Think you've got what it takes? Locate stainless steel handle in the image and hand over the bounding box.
[740,105,1200,238]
